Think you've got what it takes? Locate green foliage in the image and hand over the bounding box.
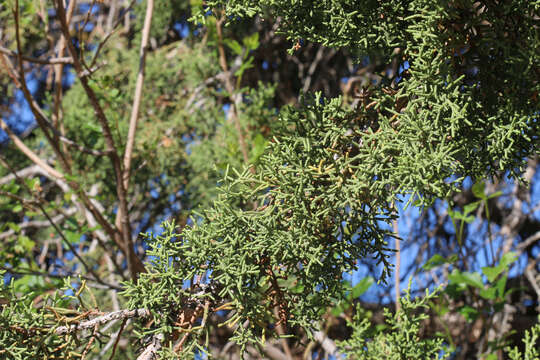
[202,0,539,182]
[338,283,448,359]
[1,0,539,357]
[1,278,84,359]
[505,320,540,360]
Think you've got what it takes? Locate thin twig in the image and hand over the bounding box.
[0,45,73,64]
[393,216,401,312]
[0,119,64,179]
[81,324,99,359]
[122,0,153,197]
[116,0,153,270]
[107,318,128,360]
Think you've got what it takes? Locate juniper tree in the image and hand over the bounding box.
[0,0,538,359]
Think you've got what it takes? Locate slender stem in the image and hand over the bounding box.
[116,0,154,263]
[0,45,72,64]
[13,1,70,169]
[393,215,401,312]
[0,119,64,179]
[122,0,154,193]
[107,0,156,281]
[54,0,145,279]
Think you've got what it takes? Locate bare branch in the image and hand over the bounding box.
[0,45,73,64]
[54,0,145,278]
[0,207,77,240]
[55,308,150,335]
[137,333,164,360]
[0,119,64,180]
[122,0,154,191]
[12,1,71,169]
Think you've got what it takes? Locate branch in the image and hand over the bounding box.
[114,0,154,282]
[0,45,72,64]
[120,0,153,208]
[54,0,145,278]
[137,333,164,360]
[55,308,150,335]
[0,119,64,179]
[0,207,77,240]
[12,1,70,169]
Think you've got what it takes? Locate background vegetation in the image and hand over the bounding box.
[0,0,539,359]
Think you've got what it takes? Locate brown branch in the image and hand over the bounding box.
[0,45,73,64]
[13,1,70,169]
[107,318,128,360]
[0,53,21,87]
[123,0,153,190]
[0,119,64,179]
[393,216,401,312]
[116,0,154,240]
[54,0,145,279]
[51,0,77,164]
[81,324,99,359]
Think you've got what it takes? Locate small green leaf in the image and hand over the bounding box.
[349,276,374,299]
[472,181,486,199]
[449,270,484,289]
[65,230,81,244]
[422,254,458,270]
[482,266,501,282]
[242,32,259,51]
[463,201,480,215]
[482,252,517,282]
[459,305,479,321]
[18,235,35,252]
[224,39,243,56]
[500,251,518,268]
[479,287,497,300]
[461,272,484,289]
